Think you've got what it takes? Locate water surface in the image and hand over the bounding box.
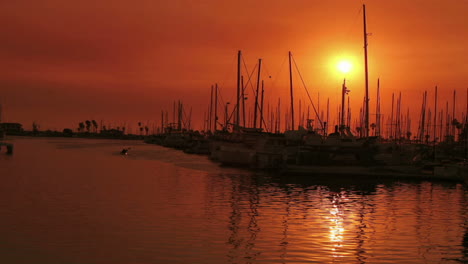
[0,137,467,263]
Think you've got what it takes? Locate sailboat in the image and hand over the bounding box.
[208,51,289,169]
[281,4,433,178]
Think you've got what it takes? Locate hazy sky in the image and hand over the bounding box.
[1,0,468,132]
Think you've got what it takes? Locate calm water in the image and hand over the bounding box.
[0,137,467,264]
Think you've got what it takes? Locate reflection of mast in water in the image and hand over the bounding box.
[461,189,468,262]
[245,183,261,261]
[355,194,374,264]
[227,181,242,264]
[462,222,468,262]
[279,188,292,263]
[226,175,262,263]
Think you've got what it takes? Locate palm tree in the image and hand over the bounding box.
[85,120,91,132]
[91,120,98,133]
[78,122,85,132]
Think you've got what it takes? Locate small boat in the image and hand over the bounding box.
[120,148,130,155]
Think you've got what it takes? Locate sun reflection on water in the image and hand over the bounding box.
[326,194,347,258]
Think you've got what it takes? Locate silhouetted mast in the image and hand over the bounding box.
[188,107,192,130]
[419,91,428,142]
[298,100,302,128]
[161,110,164,133]
[288,51,295,130]
[209,85,213,131]
[214,83,218,131]
[397,92,402,139]
[434,86,438,142]
[254,59,262,129]
[236,50,241,130]
[260,80,265,130]
[326,98,330,135]
[173,101,176,128]
[224,102,230,130]
[241,76,246,128]
[452,90,456,138]
[376,78,381,137]
[341,78,347,129]
[465,88,468,158]
[278,98,281,133]
[390,93,394,139]
[445,101,449,139]
[177,100,182,130]
[363,4,370,137]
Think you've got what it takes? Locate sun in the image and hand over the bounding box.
[337,60,352,74]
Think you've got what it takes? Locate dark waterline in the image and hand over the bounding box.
[0,137,467,263]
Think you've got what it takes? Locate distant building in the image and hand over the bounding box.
[0,123,24,134]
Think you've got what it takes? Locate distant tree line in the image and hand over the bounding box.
[75,120,150,135]
[77,120,99,133]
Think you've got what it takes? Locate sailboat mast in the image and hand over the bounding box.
[452,90,456,138]
[209,85,213,131]
[341,78,347,129]
[173,101,176,128]
[236,50,241,130]
[188,107,192,130]
[376,78,381,137]
[177,100,182,130]
[326,98,330,135]
[214,83,218,131]
[278,98,281,133]
[288,51,295,130]
[363,4,370,137]
[241,76,246,128]
[390,93,394,139]
[260,80,265,130]
[317,93,320,130]
[465,88,468,158]
[420,91,427,142]
[434,86,438,142]
[161,110,164,133]
[254,59,262,129]
[397,92,402,139]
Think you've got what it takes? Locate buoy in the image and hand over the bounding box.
[0,143,13,155]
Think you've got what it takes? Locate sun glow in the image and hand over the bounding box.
[337,60,352,74]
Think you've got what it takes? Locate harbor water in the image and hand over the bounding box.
[0,136,467,263]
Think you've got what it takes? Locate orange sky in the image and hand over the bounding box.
[1,0,468,133]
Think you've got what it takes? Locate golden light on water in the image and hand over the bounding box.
[328,205,344,244]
